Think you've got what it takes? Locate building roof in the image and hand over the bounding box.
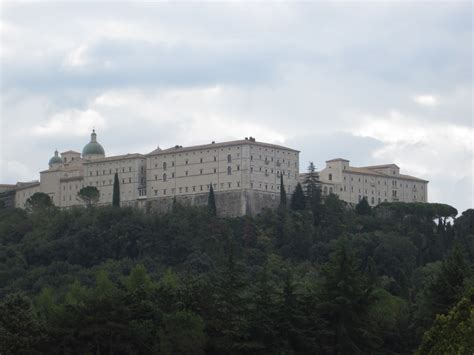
[60,150,81,155]
[326,158,350,163]
[83,153,145,164]
[0,184,16,189]
[363,163,400,169]
[343,166,428,182]
[148,138,300,156]
[15,181,40,191]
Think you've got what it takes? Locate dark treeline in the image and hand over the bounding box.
[0,192,473,354]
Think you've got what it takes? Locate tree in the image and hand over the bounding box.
[112,173,120,207]
[25,192,54,212]
[280,174,287,208]
[416,293,474,355]
[0,294,45,354]
[425,244,470,318]
[320,240,379,354]
[291,183,306,211]
[208,183,216,216]
[304,162,323,225]
[356,197,371,215]
[77,186,100,208]
[159,310,206,355]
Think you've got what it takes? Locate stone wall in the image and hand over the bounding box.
[134,189,283,217]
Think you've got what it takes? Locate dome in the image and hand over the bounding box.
[48,150,63,166]
[82,129,105,157]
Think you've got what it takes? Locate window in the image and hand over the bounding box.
[214,156,217,162]
[129,167,132,172]
[237,165,240,171]
[172,162,175,167]
[200,158,203,163]
[172,172,175,178]
[163,173,167,182]
[328,173,332,181]
[155,190,158,196]
[185,159,188,165]
[185,187,188,192]
[214,168,217,173]
[200,169,203,174]
[163,162,167,170]
[251,167,254,173]
[227,154,232,163]
[185,171,189,176]
[129,178,132,183]
[227,166,232,175]
[228,182,231,188]
[155,175,157,180]
[371,197,375,204]
[163,189,166,195]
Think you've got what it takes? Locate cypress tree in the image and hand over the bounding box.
[112,173,120,207]
[208,183,216,216]
[355,197,371,215]
[280,174,287,208]
[290,183,306,210]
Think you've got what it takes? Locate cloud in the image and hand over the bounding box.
[0,1,472,213]
[413,95,438,106]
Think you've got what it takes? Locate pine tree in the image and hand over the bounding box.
[280,174,287,208]
[112,173,120,207]
[291,183,306,210]
[320,240,379,354]
[208,183,216,216]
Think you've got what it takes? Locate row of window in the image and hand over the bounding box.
[89,166,146,176]
[338,174,424,190]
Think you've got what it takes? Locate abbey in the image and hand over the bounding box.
[5,130,428,215]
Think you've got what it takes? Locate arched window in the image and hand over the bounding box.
[328,173,332,181]
[163,162,167,170]
[371,197,375,204]
[227,154,232,163]
[227,166,232,175]
[163,173,167,182]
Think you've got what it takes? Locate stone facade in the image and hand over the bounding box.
[5,132,430,215]
[307,158,429,206]
[8,132,299,216]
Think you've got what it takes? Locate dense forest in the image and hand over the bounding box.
[0,182,473,354]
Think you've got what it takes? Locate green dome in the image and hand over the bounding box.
[82,130,105,157]
[49,150,63,166]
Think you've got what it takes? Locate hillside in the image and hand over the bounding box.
[0,196,473,354]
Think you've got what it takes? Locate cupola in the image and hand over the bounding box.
[82,129,105,159]
[48,149,63,167]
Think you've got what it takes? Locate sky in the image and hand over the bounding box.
[0,1,472,213]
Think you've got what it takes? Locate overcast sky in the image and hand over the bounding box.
[0,1,472,213]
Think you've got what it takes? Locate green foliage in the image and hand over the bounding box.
[112,172,120,207]
[417,291,474,355]
[159,310,206,354]
[0,293,45,354]
[25,192,54,212]
[77,186,100,207]
[290,182,306,210]
[0,202,472,354]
